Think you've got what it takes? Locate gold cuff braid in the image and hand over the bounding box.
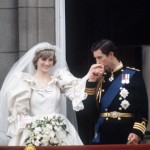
[85,87,96,95]
[133,122,146,134]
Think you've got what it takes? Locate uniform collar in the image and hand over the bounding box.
[108,62,123,82]
[113,61,123,73]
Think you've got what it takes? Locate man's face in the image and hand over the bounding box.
[93,49,112,72]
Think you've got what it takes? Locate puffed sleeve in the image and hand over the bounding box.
[54,68,88,111]
[7,72,32,137]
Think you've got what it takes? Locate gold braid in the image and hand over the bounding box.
[96,76,104,109]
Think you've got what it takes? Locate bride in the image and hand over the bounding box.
[0,42,89,146]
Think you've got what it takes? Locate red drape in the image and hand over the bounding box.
[1,144,150,150]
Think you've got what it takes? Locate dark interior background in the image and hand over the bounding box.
[65,0,150,144]
[65,0,150,77]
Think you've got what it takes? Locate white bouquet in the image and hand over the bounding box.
[25,114,69,146]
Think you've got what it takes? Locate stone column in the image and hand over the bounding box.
[0,0,56,87]
[18,0,55,56]
[142,46,150,132]
[0,0,19,86]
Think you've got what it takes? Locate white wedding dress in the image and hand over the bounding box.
[6,69,87,146]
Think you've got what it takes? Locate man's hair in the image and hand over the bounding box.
[91,39,118,57]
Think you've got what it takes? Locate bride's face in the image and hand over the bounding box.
[36,55,54,73]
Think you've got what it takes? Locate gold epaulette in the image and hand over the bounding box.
[126,66,140,71]
[85,87,96,95]
[133,121,147,134]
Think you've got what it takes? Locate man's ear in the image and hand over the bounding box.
[109,51,114,56]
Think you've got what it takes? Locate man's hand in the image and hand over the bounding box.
[127,133,141,144]
[87,64,104,82]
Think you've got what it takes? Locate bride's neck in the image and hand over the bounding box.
[33,71,51,87]
[33,71,50,80]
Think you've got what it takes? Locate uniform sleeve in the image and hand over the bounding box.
[7,72,32,137]
[84,81,100,113]
[55,68,88,111]
[85,81,97,95]
[131,71,149,139]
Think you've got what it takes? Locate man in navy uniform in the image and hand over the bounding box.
[85,39,148,144]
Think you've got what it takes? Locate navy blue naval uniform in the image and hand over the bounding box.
[85,66,148,144]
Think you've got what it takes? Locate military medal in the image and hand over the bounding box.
[121,74,126,84]
[126,74,130,84]
[122,74,130,84]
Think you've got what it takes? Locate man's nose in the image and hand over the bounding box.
[96,59,101,64]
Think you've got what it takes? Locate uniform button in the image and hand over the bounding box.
[118,117,121,120]
[119,107,122,110]
[106,118,109,120]
[119,97,122,100]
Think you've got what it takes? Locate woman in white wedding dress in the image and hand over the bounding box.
[0,42,88,146]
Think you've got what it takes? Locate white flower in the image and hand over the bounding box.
[36,134,43,140]
[49,130,55,138]
[120,88,129,98]
[120,100,130,110]
[34,127,42,135]
[34,140,41,146]
[50,138,59,145]
[25,115,69,146]
[51,120,55,125]
[41,134,49,145]
[46,124,53,130]
[56,130,66,139]
[54,126,59,131]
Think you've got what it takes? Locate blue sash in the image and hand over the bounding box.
[92,68,136,143]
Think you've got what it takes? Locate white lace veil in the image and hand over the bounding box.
[0,42,78,145]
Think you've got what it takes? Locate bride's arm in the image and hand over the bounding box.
[7,72,32,137]
[55,68,88,111]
